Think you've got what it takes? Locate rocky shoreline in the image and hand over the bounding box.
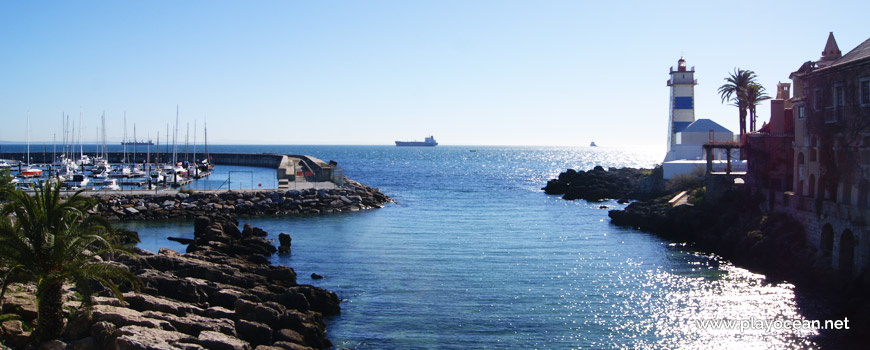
[2,215,340,350]
[94,179,390,221]
[607,187,870,346]
[542,166,666,202]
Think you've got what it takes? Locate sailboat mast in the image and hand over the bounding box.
[185,122,189,163]
[79,109,83,161]
[193,120,197,165]
[133,124,137,164]
[173,105,179,165]
[123,112,127,163]
[26,113,30,165]
[204,119,209,165]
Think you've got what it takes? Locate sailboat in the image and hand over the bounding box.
[20,113,43,178]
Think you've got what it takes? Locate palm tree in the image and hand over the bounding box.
[744,83,771,132]
[0,181,140,342]
[718,68,759,138]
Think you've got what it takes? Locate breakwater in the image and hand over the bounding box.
[95,179,390,221]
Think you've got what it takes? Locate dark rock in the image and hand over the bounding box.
[271,341,316,350]
[292,286,339,316]
[274,328,306,345]
[37,340,66,350]
[278,233,292,255]
[90,321,117,350]
[235,299,281,325]
[168,237,195,244]
[310,273,323,280]
[235,319,272,348]
[68,337,97,350]
[543,166,667,202]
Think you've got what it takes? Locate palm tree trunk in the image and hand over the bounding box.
[749,106,756,132]
[35,281,65,342]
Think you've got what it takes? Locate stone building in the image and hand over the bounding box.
[753,32,870,278]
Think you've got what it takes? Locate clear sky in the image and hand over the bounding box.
[2,1,868,152]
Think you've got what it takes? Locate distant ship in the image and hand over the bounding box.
[121,140,154,146]
[396,136,438,147]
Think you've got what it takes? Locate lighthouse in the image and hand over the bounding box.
[664,57,697,162]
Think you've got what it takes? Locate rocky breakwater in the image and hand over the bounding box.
[542,166,666,202]
[96,180,390,221]
[20,215,340,350]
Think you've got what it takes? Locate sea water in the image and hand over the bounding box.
[118,145,828,349]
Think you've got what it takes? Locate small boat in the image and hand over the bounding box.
[20,167,43,178]
[150,169,165,182]
[0,160,10,168]
[76,155,92,166]
[63,174,90,189]
[99,178,121,191]
[396,135,438,147]
[590,141,598,147]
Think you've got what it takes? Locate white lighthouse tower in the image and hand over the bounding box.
[664,57,697,162]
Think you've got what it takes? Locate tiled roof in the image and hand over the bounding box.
[828,37,870,68]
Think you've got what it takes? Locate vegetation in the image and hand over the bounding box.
[666,167,705,192]
[718,68,766,137]
[0,181,140,342]
[0,169,13,200]
[744,83,771,132]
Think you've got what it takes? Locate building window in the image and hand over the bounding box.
[814,89,823,111]
[797,105,806,119]
[834,84,845,120]
[860,78,870,106]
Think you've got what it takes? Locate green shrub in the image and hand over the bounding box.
[667,167,705,192]
[689,187,706,206]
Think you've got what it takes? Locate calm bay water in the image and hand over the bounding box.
[115,145,825,349]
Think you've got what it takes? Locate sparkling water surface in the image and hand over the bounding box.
[121,145,823,349]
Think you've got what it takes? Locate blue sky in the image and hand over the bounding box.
[2,1,868,151]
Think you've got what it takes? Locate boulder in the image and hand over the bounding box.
[274,328,305,345]
[235,319,272,347]
[90,321,117,350]
[90,304,175,331]
[195,331,252,350]
[142,310,236,337]
[112,325,195,350]
[235,299,280,325]
[68,337,98,350]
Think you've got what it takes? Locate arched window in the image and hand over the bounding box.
[798,153,805,164]
[809,174,816,198]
